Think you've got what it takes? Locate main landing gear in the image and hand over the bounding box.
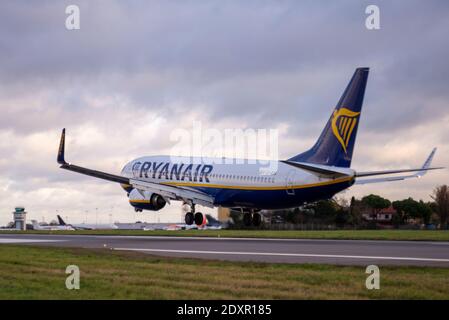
[184,204,205,226]
[243,210,262,227]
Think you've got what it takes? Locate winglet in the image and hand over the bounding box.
[416,147,438,177]
[57,128,67,165]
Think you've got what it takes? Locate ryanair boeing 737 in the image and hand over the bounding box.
[57,68,443,226]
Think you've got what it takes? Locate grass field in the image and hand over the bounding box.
[1,229,449,241]
[0,245,448,299]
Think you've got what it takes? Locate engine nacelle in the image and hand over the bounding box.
[128,189,166,211]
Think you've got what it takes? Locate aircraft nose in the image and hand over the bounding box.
[121,162,130,175]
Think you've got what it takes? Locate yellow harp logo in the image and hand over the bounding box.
[331,108,360,154]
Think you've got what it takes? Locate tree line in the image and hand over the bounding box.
[355,185,448,227]
[231,185,449,229]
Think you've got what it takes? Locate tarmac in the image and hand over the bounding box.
[1,233,449,266]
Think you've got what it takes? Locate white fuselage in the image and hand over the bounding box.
[121,156,355,210]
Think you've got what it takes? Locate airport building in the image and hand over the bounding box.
[13,207,27,230]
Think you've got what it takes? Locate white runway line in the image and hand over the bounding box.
[0,238,66,244]
[98,235,449,245]
[113,248,449,263]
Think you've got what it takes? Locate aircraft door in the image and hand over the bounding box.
[286,170,298,195]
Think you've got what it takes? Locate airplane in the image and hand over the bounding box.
[57,215,118,230]
[0,226,23,231]
[205,214,225,229]
[31,220,75,231]
[56,67,443,227]
[0,222,20,231]
[141,215,222,231]
[143,223,204,231]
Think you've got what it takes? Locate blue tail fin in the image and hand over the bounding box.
[289,67,369,168]
[57,215,66,226]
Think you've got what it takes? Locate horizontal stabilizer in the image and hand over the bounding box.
[355,148,443,184]
[355,175,419,185]
[356,167,443,178]
[281,160,353,178]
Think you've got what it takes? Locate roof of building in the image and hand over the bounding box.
[378,206,397,214]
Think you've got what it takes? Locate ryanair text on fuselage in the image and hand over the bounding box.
[131,161,213,183]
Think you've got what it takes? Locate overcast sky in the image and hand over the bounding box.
[0,1,448,225]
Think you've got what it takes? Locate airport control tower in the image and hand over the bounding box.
[13,207,27,230]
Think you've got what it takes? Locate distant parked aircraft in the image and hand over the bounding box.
[31,220,74,231]
[57,215,118,230]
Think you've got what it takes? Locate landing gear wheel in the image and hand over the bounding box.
[252,213,262,227]
[243,212,252,227]
[194,212,204,226]
[185,212,194,225]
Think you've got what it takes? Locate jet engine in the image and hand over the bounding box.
[128,188,166,211]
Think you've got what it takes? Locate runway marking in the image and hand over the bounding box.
[2,234,448,246]
[113,248,449,263]
[0,238,65,244]
[99,236,449,245]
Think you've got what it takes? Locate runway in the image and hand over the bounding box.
[1,233,449,267]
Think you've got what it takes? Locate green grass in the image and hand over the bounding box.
[1,229,449,241]
[0,245,448,299]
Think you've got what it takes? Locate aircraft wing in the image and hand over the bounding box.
[129,179,214,208]
[57,129,215,208]
[354,148,443,184]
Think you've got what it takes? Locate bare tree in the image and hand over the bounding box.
[333,196,349,208]
[431,185,449,229]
